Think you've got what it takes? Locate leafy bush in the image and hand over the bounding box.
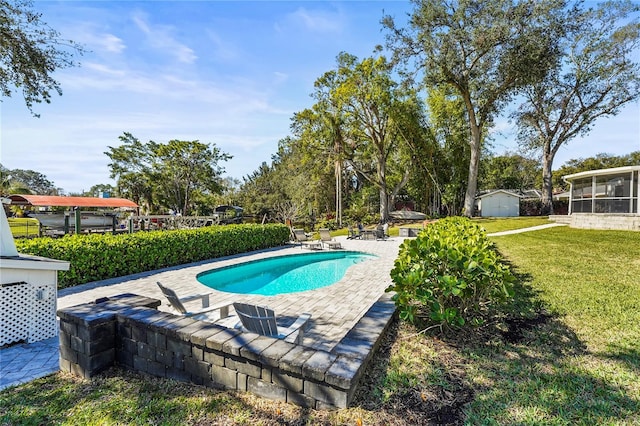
[520,199,569,216]
[315,219,339,231]
[387,217,515,330]
[15,224,290,289]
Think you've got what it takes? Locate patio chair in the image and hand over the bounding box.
[347,224,361,239]
[156,281,232,321]
[292,228,322,250]
[233,302,311,344]
[318,228,342,249]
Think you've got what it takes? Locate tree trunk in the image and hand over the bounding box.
[541,143,554,215]
[462,90,482,218]
[335,160,342,227]
[380,186,390,222]
[463,127,481,217]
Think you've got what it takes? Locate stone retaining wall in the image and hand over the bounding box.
[57,293,396,409]
[549,214,640,231]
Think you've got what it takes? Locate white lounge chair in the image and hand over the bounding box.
[233,302,311,344]
[318,228,342,249]
[292,228,322,250]
[156,281,232,321]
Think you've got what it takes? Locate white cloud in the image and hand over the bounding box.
[285,7,345,33]
[131,11,197,64]
[206,30,240,61]
[83,62,126,76]
[101,34,126,53]
[273,71,289,84]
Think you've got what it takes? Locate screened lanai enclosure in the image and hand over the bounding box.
[559,166,640,231]
[565,166,640,214]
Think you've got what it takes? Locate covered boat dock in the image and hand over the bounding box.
[8,195,139,235]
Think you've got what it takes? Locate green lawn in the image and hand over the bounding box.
[1,220,638,425]
[7,217,40,238]
[472,216,553,233]
[463,226,640,424]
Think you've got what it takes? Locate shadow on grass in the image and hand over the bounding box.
[350,320,474,425]
[350,264,640,425]
[458,266,640,424]
[602,343,640,374]
[0,368,328,426]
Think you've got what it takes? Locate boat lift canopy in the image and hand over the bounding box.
[8,195,138,209]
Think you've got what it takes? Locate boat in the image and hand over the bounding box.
[28,212,118,230]
[214,205,243,224]
[389,210,427,221]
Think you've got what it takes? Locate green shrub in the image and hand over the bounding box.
[316,219,339,231]
[15,224,290,289]
[387,217,515,330]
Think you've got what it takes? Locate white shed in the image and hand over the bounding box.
[476,190,521,217]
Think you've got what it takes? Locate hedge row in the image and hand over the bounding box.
[15,224,291,289]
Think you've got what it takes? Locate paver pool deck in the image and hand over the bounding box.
[1,235,404,391]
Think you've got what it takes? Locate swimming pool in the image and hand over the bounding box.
[196,251,376,296]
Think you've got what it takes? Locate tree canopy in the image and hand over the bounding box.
[384,0,566,216]
[479,154,542,191]
[0,163,58,195]
[0,0,83,116]
[513,0,640,213]
[105,133,231,215]
[292,52,429,223]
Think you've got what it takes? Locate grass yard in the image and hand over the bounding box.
[463,226,640,424]
[1,220,639,425]
[472,216,553,233]
[7,217,40,238]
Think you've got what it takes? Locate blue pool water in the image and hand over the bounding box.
[196,251,376,296]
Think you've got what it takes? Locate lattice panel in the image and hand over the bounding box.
[31,284,57,342]
[0,281,33,346]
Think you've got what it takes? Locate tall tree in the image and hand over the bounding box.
[85,184,117,198]
[425,86,472,216]
[290,101,346,225]
[297,52,427,222]
[105,133,230,215]
[513,0,640,214]
[384,0,565,216]
[0,0,83,115]
[237,161,289,221]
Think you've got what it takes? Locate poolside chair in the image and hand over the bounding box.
[156,281,232,322]
[292,228,322,250]
[233,302,311,344]
[347,224,361,239]
[318,228,342,249]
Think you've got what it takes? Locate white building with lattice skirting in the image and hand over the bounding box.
[1,198,70,347]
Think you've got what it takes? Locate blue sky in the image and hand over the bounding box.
[2,1,639,194]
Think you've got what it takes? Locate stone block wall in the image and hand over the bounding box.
[57,292,396,409]
[568,214,640,231]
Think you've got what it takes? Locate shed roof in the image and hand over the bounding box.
[8,194,138,208]
[476,189,523,199]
